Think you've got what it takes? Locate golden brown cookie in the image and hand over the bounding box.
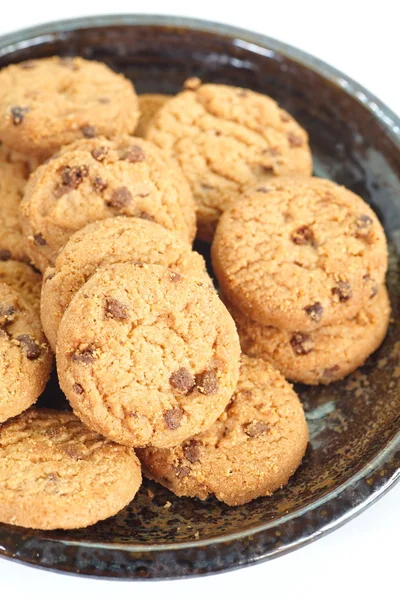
[138,356,308,505]
[0,56,139,158]
[41,216,212,351]
[0,409,142,529]
[146,79,312,240]
[212,177,388,331]
[20,135,196,271]
[0,258,41,315]
[225,287,390,385]
[57,263,240,448]
[136,94,172,137]
[0,283,52,424]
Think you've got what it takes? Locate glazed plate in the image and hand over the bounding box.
[0,14,400,580]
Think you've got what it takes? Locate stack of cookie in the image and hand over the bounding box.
[0,56,388,531]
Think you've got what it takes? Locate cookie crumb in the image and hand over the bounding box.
[184,77,202,91]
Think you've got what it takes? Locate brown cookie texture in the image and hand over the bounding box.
[0,259,41,315]
[19,135,196,271]
[0,283,52,424]
[146,80,312,240]
[0,409,142,529]
[56,263,240,448]
[225,286,390,385]
[41,216,212,351]
[136,94,172,137]
[0,56,139,158]
[138,356,309,506]
[211,177,388,331]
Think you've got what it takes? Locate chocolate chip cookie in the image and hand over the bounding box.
[42,216,212,351]
[136,94,172,137]
[57,263,240,447]
[212,177,387,331]
[20,135,196,271]
[0,56,139,158]
[226,286,390,385]
[0,258,41,315]
[146,79,312,240]
[138,355,308,505]
[0,409,142,529]
[0,283,52,424]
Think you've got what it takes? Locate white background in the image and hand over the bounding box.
[0,1,398,598]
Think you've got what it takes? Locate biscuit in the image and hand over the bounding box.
[20,135,196,271]
[212,177,387,331]
[41,216,212,351]
[0,283,52,424]
[146,80,312,240]
[136,94,172,137]
[0,409,142,529]
[0,56,139,158]
[138,356,308,505]
[0,259,41,315]
[225,287,390,385]
[56,263,240,448]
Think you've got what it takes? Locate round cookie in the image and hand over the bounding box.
[0,409,142,529]
[146,79,313,240]
[0,56,139,158]
[0,259,41,315]
[42,216,212,351]
[56,263,240,448]
[226,287,390,385]
[138,355,309,506]
[0,283,52,424]
[136,94,172,137]
[20,135,196,271]
[212,177,388,331]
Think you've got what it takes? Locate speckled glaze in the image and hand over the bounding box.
[0,14,400,580]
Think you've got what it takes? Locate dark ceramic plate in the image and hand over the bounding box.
[0,14,400,580]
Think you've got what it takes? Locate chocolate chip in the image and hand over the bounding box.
[11,106,29,125]
[123,145,146,162]
[170,272,182,282]
[244,421,269,438]
[196,369,218,394]
[105,297,129,320]
[138,211,155,221]
[183,440,201,463]
[16,334,41,359]
[91,146,108,161]
[322,365,340,380]
[288,133,303,147]
[0,249,11,261]
[71,348,95,364]
[290,333,314,355]
[304,302,323,322]
[0,304,15,319]
[61,165,89,189]
[33,233,46,246]
[174,463,190,478]
[169,368,195,394]
[73,383,84,395]
[355,214,373,237]
[291,225,314,245]
[107,187,132,209]
[98,97,110,104]
[92,176,108,192]
[164,408,184,429]
[256,186,270,193]
[332,281,352,302]
[261,165,274,174]
[81,125,96,138]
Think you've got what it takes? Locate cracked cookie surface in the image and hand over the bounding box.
[136,94,172,137]
[226,287,390,385]
[146,80,312,240]
[0,283,52,424]
[19,135,196,271]
[0,56,139,158]
[212,177,388,331]
[42,216,212,351]
[0,409,141,529]
[138,355,308,505]
[56,263,240,448]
